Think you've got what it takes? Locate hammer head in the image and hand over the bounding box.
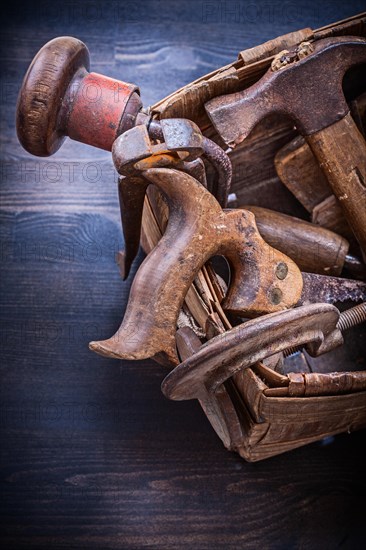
[206,36,366,146]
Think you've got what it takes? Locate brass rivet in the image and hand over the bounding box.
[270,288,282,305]
[276,262,288,280]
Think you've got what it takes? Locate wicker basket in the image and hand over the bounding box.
[140,13,366,461]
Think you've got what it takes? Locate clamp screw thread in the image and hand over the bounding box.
[337,302,366,332]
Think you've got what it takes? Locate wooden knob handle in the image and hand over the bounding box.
[16,36,142,156]
[17,37,89,156]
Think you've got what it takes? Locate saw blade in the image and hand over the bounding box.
[298,273,366,306]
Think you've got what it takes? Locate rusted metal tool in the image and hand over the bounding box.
[115,123,366,307]
[149,119,232,206]
[90,167,303,364]
[114,122,232,279]
[162,302,366,401]
[206,36,366,257]
[91,150,365,364]
[161,302,366,461]
[162,303,341,401]
[14,22,366,462]
[298,272,365,305]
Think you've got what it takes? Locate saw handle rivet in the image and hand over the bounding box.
[270,287,283,305]
[275,262,288,280]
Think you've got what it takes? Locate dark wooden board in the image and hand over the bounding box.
[1,1,366,548]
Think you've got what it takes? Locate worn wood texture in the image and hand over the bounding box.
[91,168,302,364]
[275,135,333,212]
[162,304,366,461]
[307,113,366,259]
[244,205,349,276]
[16,37,90,156]
[312,194,354,239]
[1,1,366,548]
[275,137,361,242]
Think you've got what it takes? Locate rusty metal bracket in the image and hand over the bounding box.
[113,121,231,279]
[114,119,232,208]
[149,119,232,207]
[114,121,205,176]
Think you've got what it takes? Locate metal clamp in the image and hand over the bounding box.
[161,303,343,401]
[113,119,232,206]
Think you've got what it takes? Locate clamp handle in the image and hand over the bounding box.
[16,36,142,156]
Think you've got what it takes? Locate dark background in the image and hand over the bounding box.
[1,1,366,548]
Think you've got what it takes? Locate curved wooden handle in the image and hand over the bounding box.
[90,168,303,365]
[16,36,141,156]
[307,113,366,259]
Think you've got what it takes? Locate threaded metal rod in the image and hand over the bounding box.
[337,302,366,332]
[283,345,303,358]
[284,302,366,357]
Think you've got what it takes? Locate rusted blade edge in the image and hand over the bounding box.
[299,272,366,305]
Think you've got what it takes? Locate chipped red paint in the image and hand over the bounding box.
[67,72,140,151]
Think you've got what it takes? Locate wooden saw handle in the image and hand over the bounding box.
[90,168,303,365]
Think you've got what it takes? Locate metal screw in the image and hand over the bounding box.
[275,262,288,280]
[270,287,283,305]
[337,302,366,332]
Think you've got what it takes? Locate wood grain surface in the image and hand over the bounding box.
[1,1,366,548]
[307,113,366,259]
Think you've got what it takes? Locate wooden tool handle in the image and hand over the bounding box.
[307,113,366,259]
[274,136,354,241]
[16,37,141,156]
[245,206,349,276]
[16,37,90,156]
